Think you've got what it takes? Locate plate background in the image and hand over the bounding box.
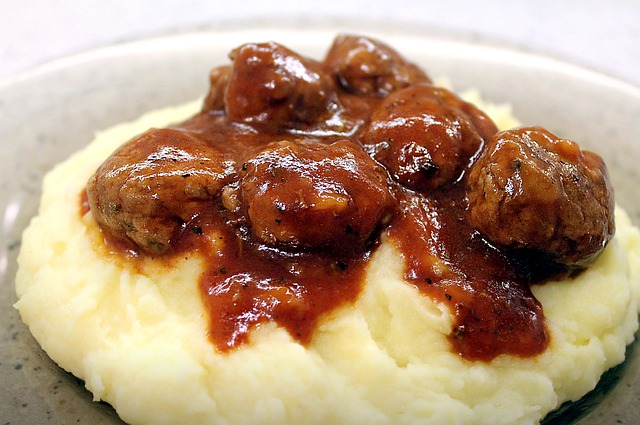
[2,27,640,424]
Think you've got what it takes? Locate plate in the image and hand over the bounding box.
[2,26,640,424]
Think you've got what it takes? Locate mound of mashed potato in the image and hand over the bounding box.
[15,95,640,425]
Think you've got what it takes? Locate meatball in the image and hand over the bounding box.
[364,85,498,191]
[202,65,231,112]
[87,128,236,255]
[324,34,431,97]
[236,139,394,253]
[224,42,340,128]
[466,126,615,269]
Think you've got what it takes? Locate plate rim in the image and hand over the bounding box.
[2,18,640,96]
[3,23,640,425]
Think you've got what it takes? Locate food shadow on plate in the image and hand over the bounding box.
[541,332,639,425]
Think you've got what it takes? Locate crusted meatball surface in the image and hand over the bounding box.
[235,139,394,253]
[364,85,498,191]
[325,34,431,97]
[224,42,340,128]
[466,126,615,269]
[87,128,236,255]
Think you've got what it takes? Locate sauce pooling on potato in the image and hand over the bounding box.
[85,35,614,361]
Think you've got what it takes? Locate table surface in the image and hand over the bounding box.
[2,0,639,86]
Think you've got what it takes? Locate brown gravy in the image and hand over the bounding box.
[83,105,549,361]
[82,36,618,362]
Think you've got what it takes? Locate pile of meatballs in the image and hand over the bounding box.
[87,34,614,272]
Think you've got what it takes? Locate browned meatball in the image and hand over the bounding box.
[364,85,498,191]
[87,128,236,255]
[224,42,340,128]
[236,139,394,253]
[467,126,615,269]
[324,35,431,97]
[202,65,231,112]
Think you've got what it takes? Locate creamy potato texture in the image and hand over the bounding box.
[15,97,640,425]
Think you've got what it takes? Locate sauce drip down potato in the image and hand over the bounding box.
[86,35,614,361]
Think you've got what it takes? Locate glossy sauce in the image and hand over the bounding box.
[169,107,383,353]
[198,222,370,351]
[86,105,548,361]
[388,187,547,360]
[83,37,573,361]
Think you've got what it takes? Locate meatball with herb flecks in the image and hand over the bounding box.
[364,85,498,192]
[224,42,341,129]
[466,126,614,270]
[236,139,394,253]
[87,128,236,255]
[325,34,431,97]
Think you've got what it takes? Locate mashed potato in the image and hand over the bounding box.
[15,97,640,425]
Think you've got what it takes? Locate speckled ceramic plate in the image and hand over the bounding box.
[2,26,640,425]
